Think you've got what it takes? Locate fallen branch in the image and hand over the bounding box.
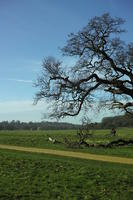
[64,138,133,149]
[106,139,133,148]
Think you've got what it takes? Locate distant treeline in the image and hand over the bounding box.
[81,114,133,129]
[0,120,80,130]
[82,114,133,129]
[99,114,133,129]
[0,114,132,130]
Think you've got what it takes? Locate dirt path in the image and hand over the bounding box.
[0,144,133,165]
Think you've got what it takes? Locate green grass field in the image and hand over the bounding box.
[0,128,133,199]
[0,128,133,158]
[0,149,133,200]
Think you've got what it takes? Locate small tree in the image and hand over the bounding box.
[34,13,133,119]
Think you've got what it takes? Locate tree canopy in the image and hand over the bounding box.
[34,13,133,119]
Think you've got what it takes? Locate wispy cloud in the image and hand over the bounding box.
[0,99,118,123]
[0,100,46,113]
[0,100,80,123]
[0,78,33,83]
[0,100,46,122]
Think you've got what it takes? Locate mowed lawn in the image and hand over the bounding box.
[0,128,133,158]
[0,149,133,200]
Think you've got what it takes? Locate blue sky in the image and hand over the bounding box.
[0,0,133,123]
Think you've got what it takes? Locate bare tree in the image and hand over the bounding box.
[34,13,133,119]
